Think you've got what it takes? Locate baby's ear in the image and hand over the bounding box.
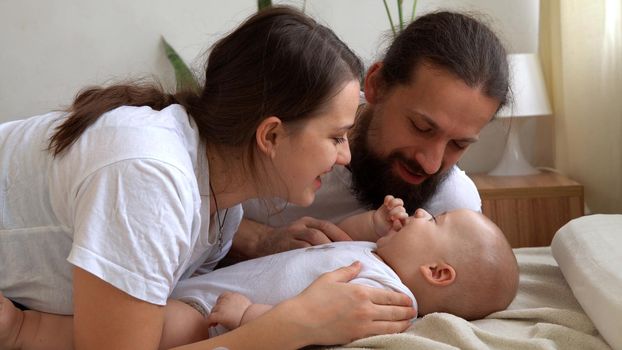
[419,262,456,286]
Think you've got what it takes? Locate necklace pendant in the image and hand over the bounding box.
[217,231,224,252]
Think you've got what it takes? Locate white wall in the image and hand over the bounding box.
[0,0,257,120]
[0,0,543,172]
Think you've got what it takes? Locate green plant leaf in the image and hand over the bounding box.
[411,0,417,21]
[383,0,397,37]
[384,0,417,37]
[258,0,272,10]
[161,36,200,93]
[397,0,404,31]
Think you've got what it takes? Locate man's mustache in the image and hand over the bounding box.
[388,152,443,177]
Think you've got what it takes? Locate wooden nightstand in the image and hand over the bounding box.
[469,171,584,248]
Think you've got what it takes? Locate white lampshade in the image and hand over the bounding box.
[497,53,552,118]
[489,53,552,176]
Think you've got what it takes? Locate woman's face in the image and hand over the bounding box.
[272,79,360,206]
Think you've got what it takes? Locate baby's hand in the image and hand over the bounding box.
[206,292,252,330]
[372,195,408,237]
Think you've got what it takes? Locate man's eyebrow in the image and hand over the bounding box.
[410,112,439,129]
[456,136,480,144]
[412,112,480,143]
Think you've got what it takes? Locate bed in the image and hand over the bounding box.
[326,214,621,350]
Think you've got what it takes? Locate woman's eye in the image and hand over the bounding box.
[333,137,347,144]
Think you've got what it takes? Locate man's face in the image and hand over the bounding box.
[349,63,500,212]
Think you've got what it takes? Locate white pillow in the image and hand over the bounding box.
[551,214,622,350]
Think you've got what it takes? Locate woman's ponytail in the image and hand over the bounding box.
[49,82,186,156]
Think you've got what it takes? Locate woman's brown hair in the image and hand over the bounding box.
[49,6,363,156]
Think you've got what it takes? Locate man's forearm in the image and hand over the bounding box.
[229,218,273,260]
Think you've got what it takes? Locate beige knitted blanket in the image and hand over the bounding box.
[326,247,611,350]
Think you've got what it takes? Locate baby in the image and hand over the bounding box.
[0,196,519,349]
[191,200,520,340]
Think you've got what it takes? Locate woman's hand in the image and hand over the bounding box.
[275,261,416,346]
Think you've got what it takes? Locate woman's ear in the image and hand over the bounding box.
[419,262,456,287]
[255,116,283,158]
[363,62,384,104]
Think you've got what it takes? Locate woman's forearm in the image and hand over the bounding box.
[240,303,274,326]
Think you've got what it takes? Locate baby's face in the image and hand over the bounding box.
[377,208,473,252]
[375,208,486,284]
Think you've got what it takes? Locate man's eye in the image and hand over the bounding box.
[452,140,469,149]
[410,119,432,133]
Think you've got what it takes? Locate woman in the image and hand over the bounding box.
[0,6,415,350]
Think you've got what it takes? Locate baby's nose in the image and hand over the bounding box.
[413,208,432,220]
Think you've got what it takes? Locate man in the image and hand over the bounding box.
[230,11,509,259]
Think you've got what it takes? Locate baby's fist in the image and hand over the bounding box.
[383,195,408,222]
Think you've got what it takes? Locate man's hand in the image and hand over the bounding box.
[257,216,353,253]
[230,217,353,260]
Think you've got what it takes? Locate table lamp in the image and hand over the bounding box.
[489,53,552,176]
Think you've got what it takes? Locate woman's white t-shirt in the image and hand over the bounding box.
[0,104,241,314]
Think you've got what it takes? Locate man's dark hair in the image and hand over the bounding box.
[381,11,509,108]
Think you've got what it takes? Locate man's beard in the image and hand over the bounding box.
[348,112,449,214]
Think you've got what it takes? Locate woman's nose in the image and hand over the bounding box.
[335,140,351,165]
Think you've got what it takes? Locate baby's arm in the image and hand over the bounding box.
[337,195,407,242]
[206,292,273,330]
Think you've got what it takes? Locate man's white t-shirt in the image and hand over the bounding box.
[0,105,241,314]
[243,164,480,226]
